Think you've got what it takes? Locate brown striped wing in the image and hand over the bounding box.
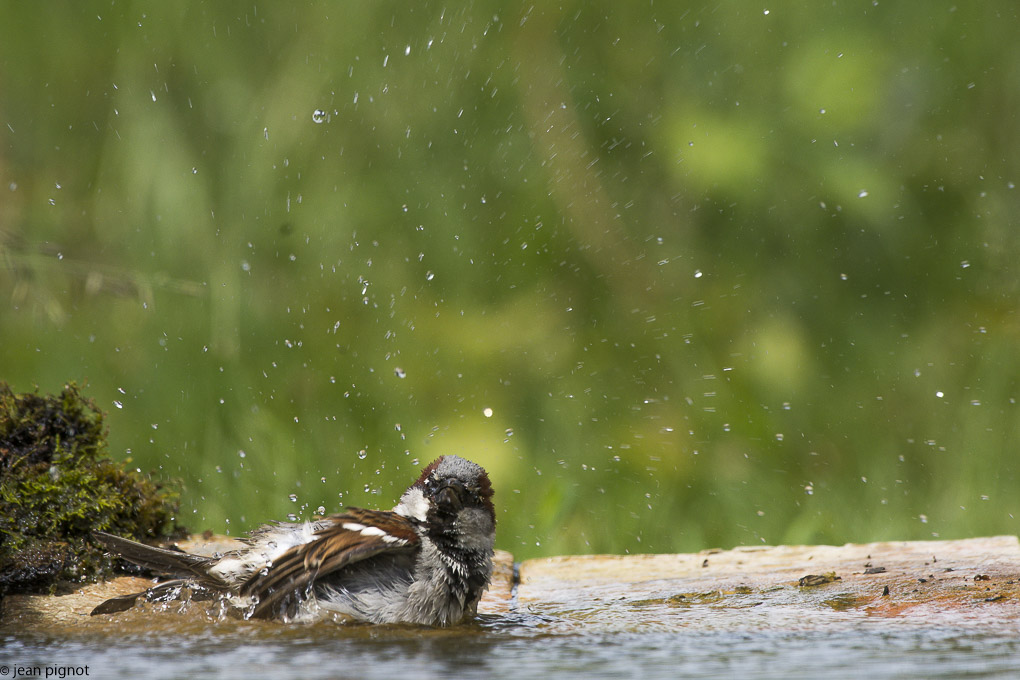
[242,508,420,619]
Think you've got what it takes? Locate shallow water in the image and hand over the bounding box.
[4,612,1020,680]
[6,536,1020,679]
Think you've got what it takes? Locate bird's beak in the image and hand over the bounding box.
[436,479,465,510]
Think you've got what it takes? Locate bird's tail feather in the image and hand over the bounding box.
[93,531,212,579]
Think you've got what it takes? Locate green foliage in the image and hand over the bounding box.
[0,383,183,594]
[0,2,1017,559]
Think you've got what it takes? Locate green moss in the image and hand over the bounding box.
[0,382,185,595]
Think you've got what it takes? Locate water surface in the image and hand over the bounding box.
[4,612,1019,680]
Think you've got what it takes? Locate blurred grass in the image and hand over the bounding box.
[1,1,1018,559]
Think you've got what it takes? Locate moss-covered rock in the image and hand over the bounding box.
[0,382,185,595]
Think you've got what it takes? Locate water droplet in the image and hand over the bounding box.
[394,367,406,378]
[775,433,784,441]
[113,400,123,409]
[289,494,298,502]
[312,109,327,124]
[919,514,928,524]
[694,269,703,278]
[483,407,493,418]
[804,484,814,495]
[238,450,246,458]
[358,449,368,460]
[426,271,435,281]
[935,391,944,398]
[857,190,869,198]
[316,506,326,515]
[404,45,411,56]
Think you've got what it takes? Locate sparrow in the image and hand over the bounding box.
[91,455,496,625]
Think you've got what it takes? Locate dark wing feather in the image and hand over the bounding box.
[90,592,145,615]
[90,579,191,616]
[242,508,419,619]
[89,532,216,617]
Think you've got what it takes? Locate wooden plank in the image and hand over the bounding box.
[516,536,1020,632]
[3,536,1018,633]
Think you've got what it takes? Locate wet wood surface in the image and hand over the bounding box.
[3,535,1018,633]
[517,535,1020,632]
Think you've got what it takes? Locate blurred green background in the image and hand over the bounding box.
[1,2,1017,560]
